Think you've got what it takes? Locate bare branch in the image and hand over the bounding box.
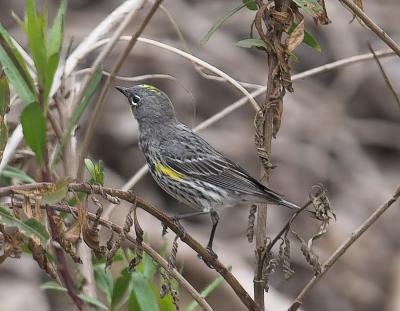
[288,186,400,311]
[368,44,400,109]
[338,0,400,57]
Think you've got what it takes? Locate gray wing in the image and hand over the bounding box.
[162,126,283,201]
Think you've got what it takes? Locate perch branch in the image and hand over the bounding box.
[0,183,259,311]
[8,202,213,311]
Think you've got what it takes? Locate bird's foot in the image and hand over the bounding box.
[206,246,218,259]
[171,217,186,239]
[161,217,187,238]
[197,246,218,269]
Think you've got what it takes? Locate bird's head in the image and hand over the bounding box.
[115,84,176,125]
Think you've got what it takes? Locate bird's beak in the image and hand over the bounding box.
[115,86,129,97]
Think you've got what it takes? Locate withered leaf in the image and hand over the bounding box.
[64,220,81,244]
[22,195,33,218]
[0,225,24,263]
[28,237,57,279]
[286,19,304,52]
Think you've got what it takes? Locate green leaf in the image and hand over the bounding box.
[50,66,102,168]
[0,25,36,106]
[128,272,159,311]
[44,0,66,110]
[185,272,227,311]
[40,281,67,292]
[134,235,156,279]
[288,23,321,52]
[2,165,35,183]
[243,0,257,10]
[20,102,46,165]
[0,206,49,245]
[292,0,324,19]
[111,269,130,310]
[236,38,268,49]
[0,73,9,156]
[41,179,69,204]
[0,24,35,96]
[201,1,254,44]
[24,0,47,90]
[84,158,104,185]
[142,252,157,279]
[79,295,109,311]
[151,284,175,311]
[94,263,113,305]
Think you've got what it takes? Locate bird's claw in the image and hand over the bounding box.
[197,246,218,269]
[171,217,186,239]
[206,246,218,259]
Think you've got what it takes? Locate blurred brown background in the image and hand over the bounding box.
[1,0,400,310]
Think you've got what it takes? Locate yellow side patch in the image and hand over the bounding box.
[141,84,161,94]
[155,163,185,181]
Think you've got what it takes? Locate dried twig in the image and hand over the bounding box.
[368,44,400,109]
[288,186,400,311]
[338,0,400,57]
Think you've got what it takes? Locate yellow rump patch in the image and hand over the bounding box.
[155,163,185,181]
[140,84,161,94]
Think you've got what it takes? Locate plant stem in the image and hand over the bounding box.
[41,167,84,309]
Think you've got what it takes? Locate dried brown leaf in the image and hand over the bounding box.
[64,220,81,244]
[52,215,82,263]
[286,19,304,52]
[0,225,24,263]
[28,237,57,279]
[34,191,42,220]
[262,251,279,292]
[316,0,331,24]
[129,202,143,271]
[22,195,33,218]
[247,205,257,243]
[279,237,295,279]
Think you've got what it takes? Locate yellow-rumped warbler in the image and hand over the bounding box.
[116,84,299,256]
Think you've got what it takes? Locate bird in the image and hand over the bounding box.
[115,84,299,257]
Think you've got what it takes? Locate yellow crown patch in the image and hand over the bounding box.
[140,84,161,94]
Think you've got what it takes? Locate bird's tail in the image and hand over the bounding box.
[278,198,300,210]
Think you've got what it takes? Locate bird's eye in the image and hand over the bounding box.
[130,95,141,106]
